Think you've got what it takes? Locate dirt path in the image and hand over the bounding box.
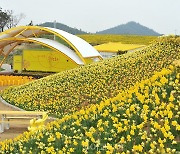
[0,86,29,141]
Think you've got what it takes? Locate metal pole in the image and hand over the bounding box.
[54,20,56,41]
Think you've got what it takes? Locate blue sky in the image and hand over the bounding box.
[1,0,180,34]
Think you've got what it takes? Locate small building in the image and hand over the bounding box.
[94,42,145,58]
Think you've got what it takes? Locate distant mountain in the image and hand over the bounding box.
[38,22,87,35]
[97,21,160,36]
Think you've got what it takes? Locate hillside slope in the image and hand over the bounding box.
[39,22,87,35]
[1,36,179,117]
[0,65,179,153]
[97,21,160,36]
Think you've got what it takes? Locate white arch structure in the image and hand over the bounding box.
[0,26,103,66]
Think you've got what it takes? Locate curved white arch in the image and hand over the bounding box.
[30,38,84,65]
[0,37,84,65]
[47,27,101,58]
[0,26,103,61]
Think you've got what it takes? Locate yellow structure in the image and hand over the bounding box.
[94,42,145,52]
[14,50,79,72]
[13,55,23,71]
[94,42,145,58]
[13,49,94,72]
[0,26,102,71]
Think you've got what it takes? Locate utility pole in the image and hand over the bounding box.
[54,20,56,40]
[174,29,177,35]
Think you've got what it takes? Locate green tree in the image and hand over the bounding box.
[0,7,10,32]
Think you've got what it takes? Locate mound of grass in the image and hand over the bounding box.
[0,36,179,117]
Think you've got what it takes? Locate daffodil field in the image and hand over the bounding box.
[0,36,179,153]
[78,34,157,45]
[0,65,179,153]
[1,36,179,117]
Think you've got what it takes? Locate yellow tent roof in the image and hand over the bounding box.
[94,42,145,52]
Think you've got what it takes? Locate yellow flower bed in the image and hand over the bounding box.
[78,34,157,45]
[0,66,179,153]
[0,36,179,117]
[0,75,34,86]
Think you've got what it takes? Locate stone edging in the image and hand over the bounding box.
[0,96,57,120]
[0,96,25,111]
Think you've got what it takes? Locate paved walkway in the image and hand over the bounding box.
[0,100,17,111]
[0,86,29,141]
